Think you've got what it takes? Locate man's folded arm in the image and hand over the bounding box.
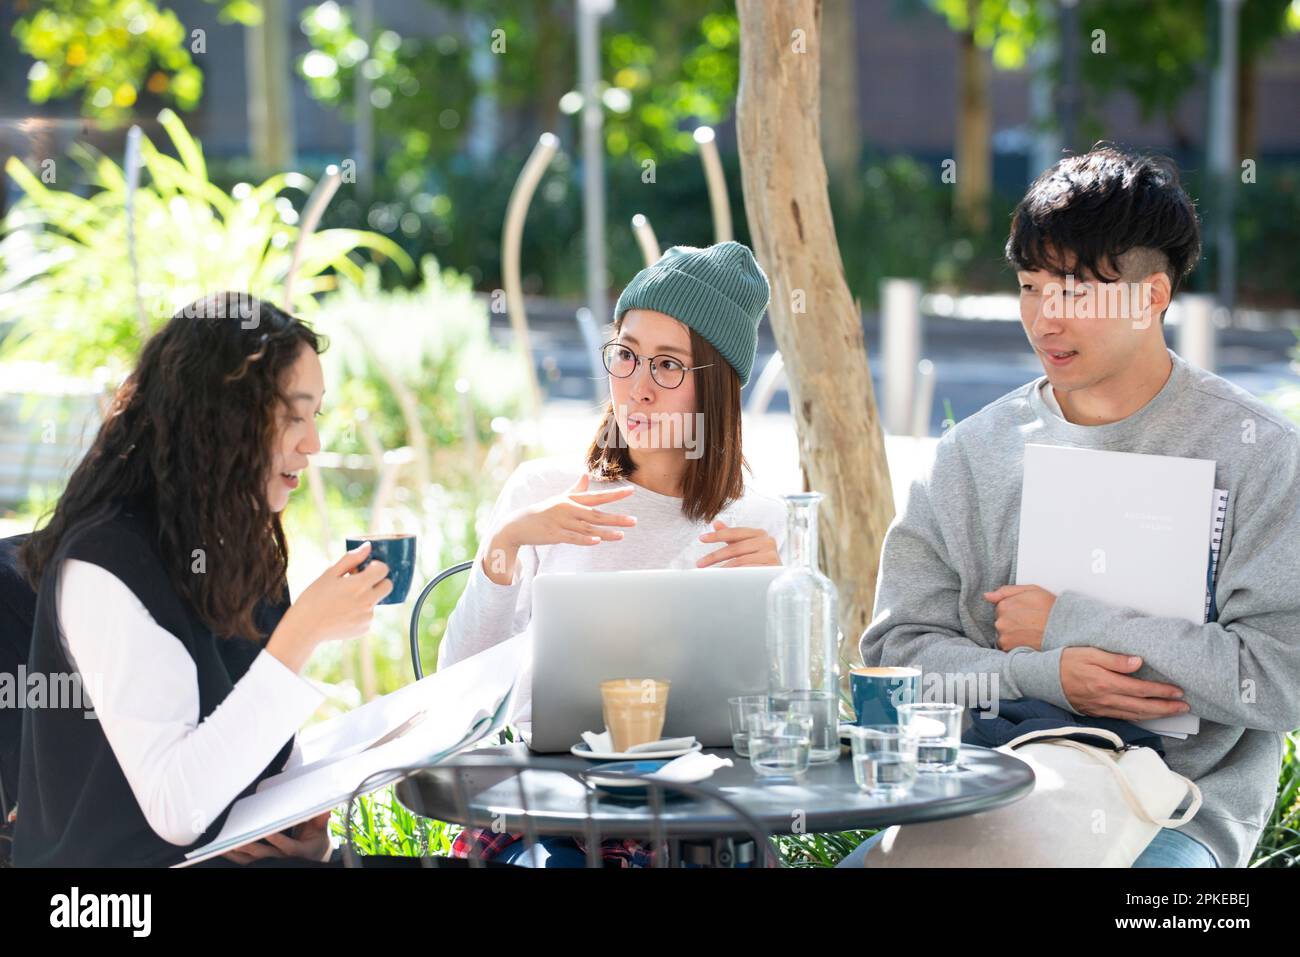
[860,472,1074,712]
[1040,433,1300,733]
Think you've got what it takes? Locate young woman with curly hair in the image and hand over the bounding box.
[14,292,392,867]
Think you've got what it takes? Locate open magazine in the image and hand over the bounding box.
[176,633,529,867]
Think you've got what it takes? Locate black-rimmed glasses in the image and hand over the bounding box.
[599,340,713,389]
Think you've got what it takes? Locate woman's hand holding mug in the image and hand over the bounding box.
[266,541,392,673]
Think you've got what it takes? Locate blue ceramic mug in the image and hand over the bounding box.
[344,533,417,605]
[850,666,921,727]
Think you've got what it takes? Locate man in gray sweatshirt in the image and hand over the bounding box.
[852,148,1300,869]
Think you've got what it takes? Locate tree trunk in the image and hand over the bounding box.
[1237,53,1255,166]
[954,0,991,232]
[735,0,895,677]
[819,0,862,214]
[245,0,295,173]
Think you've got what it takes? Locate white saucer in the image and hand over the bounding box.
[570,740,703,761]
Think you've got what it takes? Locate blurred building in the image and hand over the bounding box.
[3,0,1298,193]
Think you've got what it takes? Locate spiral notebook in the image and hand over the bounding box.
[1016,445,1225,739]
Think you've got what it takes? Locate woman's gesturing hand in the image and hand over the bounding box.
[482,473,637,585]
[267,541,392,672]
[696,519,781,568]
[503,473,638,547]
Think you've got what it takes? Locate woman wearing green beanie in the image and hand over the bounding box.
[440,240,785,867]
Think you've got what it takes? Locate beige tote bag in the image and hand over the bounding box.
[861,726,1203,868]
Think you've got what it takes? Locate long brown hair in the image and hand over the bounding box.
[21,292,324,641]
[585,319,747,523]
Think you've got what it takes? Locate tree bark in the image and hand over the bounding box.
[735,0,895,676]
[245,0,295,173]
[1237,53,1256,166]
[954,0,991,232]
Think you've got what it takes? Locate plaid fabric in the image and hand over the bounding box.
[451,827,659,868]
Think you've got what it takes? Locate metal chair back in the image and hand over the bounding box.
[407,560,472,680]
[343,753,778,869]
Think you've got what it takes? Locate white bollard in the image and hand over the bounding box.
[575,307,606,399]
[912,358,935,438]
[1173,293,1217,373]
[882,279,923,436]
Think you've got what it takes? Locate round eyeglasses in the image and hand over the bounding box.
[599,340,713,390]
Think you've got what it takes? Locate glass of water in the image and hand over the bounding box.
[746,711,812,778]
[896,702,963,772]
[728,694,770,758]
[772,689,839,764]
[848,724,919,796]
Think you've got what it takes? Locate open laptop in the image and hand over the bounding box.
[527,567,783,752]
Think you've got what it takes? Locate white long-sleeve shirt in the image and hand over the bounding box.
[56,558,325,847]
[438,456,790,724]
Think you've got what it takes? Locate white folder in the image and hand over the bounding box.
[1015,444,1217,737]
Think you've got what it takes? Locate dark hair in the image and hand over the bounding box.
[586,319,747,524]
[1006,146,1202,318]
[21,293,325,641]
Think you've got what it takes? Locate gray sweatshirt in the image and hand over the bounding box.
[860,348,1300,868]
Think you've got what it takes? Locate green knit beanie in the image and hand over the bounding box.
[612,241,770,386]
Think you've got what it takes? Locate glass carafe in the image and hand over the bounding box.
[766,492,840,763]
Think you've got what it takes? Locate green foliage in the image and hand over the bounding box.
[296,0,738,181]
[1227,161,1300,305]
[298,1,474,178]
[1253,731,1299,867]
[925,0,1045,69]
[1080,0,1296,125]
[335,785,459,858]
[12,0,259,122]
[836,153,1017,299]
[277,260,529,693]
[599,6,739,160]
[923,0,1297,149]
[773,829,876,868]
[0,108,413,378]
[15,0,202,121]
[311,258,527,457]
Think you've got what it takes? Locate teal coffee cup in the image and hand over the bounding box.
[344,533,417,605]
[851,666,921,727]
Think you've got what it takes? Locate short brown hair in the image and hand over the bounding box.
[585,321,747,523]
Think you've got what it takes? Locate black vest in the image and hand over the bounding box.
[14,500,294,867]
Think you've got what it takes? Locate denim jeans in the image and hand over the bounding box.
[835,826,1220,868]
[495,836,590,868]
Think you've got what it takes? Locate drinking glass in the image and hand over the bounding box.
[728,694,770,758]
[896,702,963,772]
[746,711,812,778]
[771,689,839,764]
[848,724,919,796]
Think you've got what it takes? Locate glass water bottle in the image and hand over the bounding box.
[766,492,840,763]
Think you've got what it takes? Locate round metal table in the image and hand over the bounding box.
[394,741,1034,866]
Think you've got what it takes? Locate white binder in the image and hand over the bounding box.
[1016,444,1218,737]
